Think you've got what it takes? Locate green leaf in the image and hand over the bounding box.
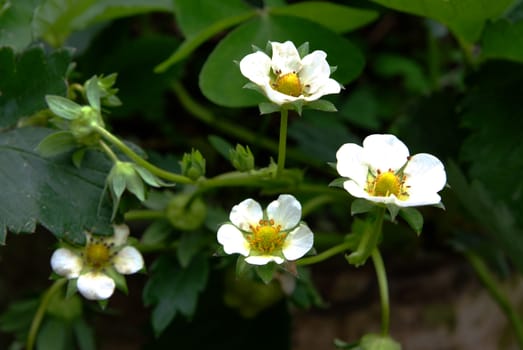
[173,0,252,37]
[73,318,96,350]
[155,0,255,72]
[351,199,375,216]
[36,131,78,157]
[143,255,209,336]
[481,19,523,63]
[0,298,38,340]
[177,231,209,268]
[255,262,278,284]
[141,220,172,246]
[372,0,513,42]
[0,127,113,244]
[373,54,430,94]
[199,14,365,107]
[0,46,71,127]
[208,134,233,160]
[305,99,338,112]
[339,87,381,131]
[259,102,281,115]
[36,317,72,350]
[45,95,83,120]
[398,207,424,235]
[33,0,173,47]
[269,2,379,33]
[0,0,40,51]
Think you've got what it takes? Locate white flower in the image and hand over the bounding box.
[239,41,342,105]
[50,224,144,300]
[336,134,447,207]
[217,194,314,265]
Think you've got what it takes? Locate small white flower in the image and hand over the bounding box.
[336,134,447,207]
[239,41,342,105]
[50,224,144,300]
[217,194,314,265]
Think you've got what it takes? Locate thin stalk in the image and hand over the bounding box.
[465,250,523,348]
[171,82,324,169]
[95,126,193,185]
[27,278,67,350]
[371,249,390,336]
[124,209,166,221]
[277,108,289,177]
[297,241,354,266]
[99,140,119,163]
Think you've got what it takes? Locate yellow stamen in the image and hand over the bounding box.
[368,169,409,200]
[85,243,111,269]
[271,72,302,97]
[247,219,286,254]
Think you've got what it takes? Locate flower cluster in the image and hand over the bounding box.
[217,194,314,265]
[51,224,144,300]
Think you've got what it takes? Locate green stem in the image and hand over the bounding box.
[124,209,166,221]
[297,241,354,266]
[277,108,289,177]
[171,82,324,170]
[371,249,390,336]
[99,140,119,163]
[95,126,193,185]
[27,278,67,350]
[465,251,523,348]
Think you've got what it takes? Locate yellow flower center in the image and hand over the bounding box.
[248,219,286,255]
[85,242,112,269]
[367,169,409,200]
[271,72,302,97]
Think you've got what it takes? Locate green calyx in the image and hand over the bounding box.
[70,106,105,146]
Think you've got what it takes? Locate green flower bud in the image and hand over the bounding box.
[229,144,255,171]
[70,106,105,146]
[180,149,206,180]
[359,334,401,350]
[166,193,206,231]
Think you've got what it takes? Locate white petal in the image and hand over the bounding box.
[271,41,302,74]
[400,193,442,207]
[282,224,314,261]
[362,134,410,172]
[266,194,302,230]
[404,153,446,195]
[263,84,300,105]
[113,246,144,274]
[299,50,332,93]
[112,224,130,246]
[229,198,263,231]
[217,223,250,256]
[239,51,272,86]
[336,143,368,187]
[50,248,83,278]
[77,272,115,300]
[343,180,370,199]
[303,78,342,101]
[245,255,284,265]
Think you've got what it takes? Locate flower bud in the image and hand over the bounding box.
[180,149,206,180]
[166,193,207,231]
[70,106,105,146]
[229,144,255,172]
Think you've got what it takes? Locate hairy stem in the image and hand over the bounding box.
[95,126,193,184]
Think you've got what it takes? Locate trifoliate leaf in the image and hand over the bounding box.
[0,127,112,244]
